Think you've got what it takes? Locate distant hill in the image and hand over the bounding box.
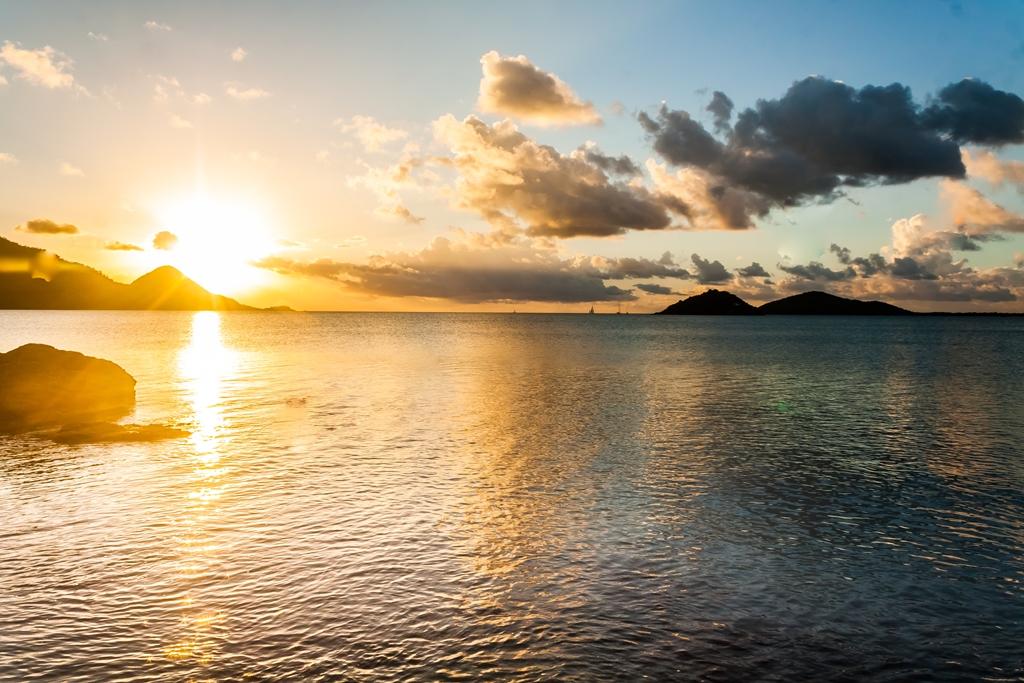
[655,288,761,315]
[757,291,912,315]
[655,289,918,315]
[0,235,262,310]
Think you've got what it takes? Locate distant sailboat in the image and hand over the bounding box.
[588,306,595,314]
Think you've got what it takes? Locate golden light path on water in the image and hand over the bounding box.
[162,312,236,666]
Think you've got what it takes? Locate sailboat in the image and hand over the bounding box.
[588,306,595,314]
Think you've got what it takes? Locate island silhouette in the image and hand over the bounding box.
[0,236,286,310]
[656,288,1019,316]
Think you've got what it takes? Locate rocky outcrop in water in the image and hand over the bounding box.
[0,343,190,442]
[0,344,136,430]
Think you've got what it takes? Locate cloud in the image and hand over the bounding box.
[0,41,77,89]
[922,78,1024,145]
[778,260,855,282]
[17,218,79,234]
[152,230,178,250]
[477,51,601,126]
[580,144,641,176]
[635,283,678,295]
[963,148,1024,192]
[169,114,193,129]
[225,82,270,100]
[376,203,424,224]
[690,253,732,283]
[105,241,143,251]
[253,232,689,304]
[0,152,17,164]
[59,162,84,177]
[336,115,408,151]
[87,32,109,42]
[773,194,1024,304]
[942,179,1024,233]
[433,115,673,238]
[151,75,176,102]
[647,160,770,230]
[192,92,211,105]
[144,20,172,32]
[737,261,771,278]
[231,47,247,63]
[706,90,734,133]
[639,77,1024,227]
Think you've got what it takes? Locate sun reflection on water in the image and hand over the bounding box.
[162,311,238,667]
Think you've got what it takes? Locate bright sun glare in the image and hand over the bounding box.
[153,193,276,294]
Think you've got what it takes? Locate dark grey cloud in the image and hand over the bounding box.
[690,253,731,284]
[830,243,888,276]
[581,146,642,176]
[636,283,677,295]
[736,261,770,278]
[890,256,938,280]
[588,253,691,280]
[778,260,855,282]
[922,79,1024,145]
[706,91,734,133]
[640,77,1024,226]
[251,237,696,303]
[18,218,79,234]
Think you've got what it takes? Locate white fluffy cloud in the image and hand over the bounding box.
[336,115,408,151]
[59,162,84,177]
[225,82,270,100]
[0,41,77,89]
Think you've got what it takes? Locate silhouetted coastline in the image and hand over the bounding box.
[0,236,288,311]
[656,288,1024,316]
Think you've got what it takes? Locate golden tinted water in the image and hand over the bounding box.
[1,311,1023,680]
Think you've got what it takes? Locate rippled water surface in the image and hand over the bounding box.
[1,311,1023,681]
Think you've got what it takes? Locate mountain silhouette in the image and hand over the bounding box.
[757,291,912,315]
[0,236,265,310]
[655,288,761,315]
[656,289,917,315]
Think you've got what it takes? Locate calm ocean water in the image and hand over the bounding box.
[1,311,1023,681]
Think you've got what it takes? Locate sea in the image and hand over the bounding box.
[1,311,1022,681]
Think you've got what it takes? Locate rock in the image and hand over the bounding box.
[0,343,136,431]
[50,421,191,444]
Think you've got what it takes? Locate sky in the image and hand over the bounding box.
[2,0,1024,311]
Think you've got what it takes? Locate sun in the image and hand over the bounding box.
[151,192,277,294]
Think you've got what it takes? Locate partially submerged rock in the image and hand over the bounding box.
[51,421,191,445]
[0,343,136,432]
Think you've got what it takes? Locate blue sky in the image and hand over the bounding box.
[2,1,1023,310]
